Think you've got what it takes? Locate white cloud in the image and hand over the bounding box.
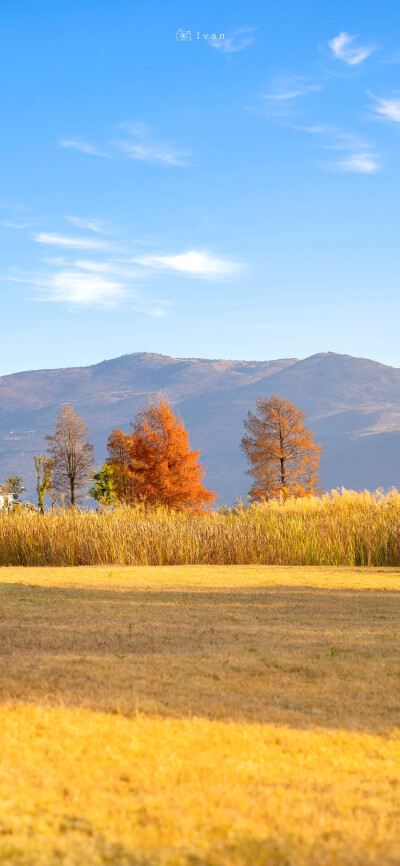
[370,93,400,123]
[334,153,380,173]
[263,78,322,101]
[14,260,173,310]
[73,259,142,279]
[301,125,380,173]
[328,32,374,65]
[59,139,110,157]
[136,249,240,280]
[2,220,33,229]
[34,232,108,250]
[299,124,333,135]
[210,28,255,54]
[116,140,186,166]
[6,268,129,307]
[301,125,367,150]
[47,271,127,306]
[64,216,109,233]
[114,124,189,166]
[73,259,114,272]
[60,124,189,167]
[259,76,323,117]
[9,218,241,314]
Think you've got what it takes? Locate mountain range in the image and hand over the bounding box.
[1,351,399,505]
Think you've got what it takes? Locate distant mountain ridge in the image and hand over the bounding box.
[1,351,399,504]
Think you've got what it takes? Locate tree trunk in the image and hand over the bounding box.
[280,456,286,488]
[279,418,286,488]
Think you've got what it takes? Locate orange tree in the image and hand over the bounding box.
[107,398,216,510]
[241,395,323,500]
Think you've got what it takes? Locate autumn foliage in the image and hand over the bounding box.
[107,399,215,510]
[241,395,323,500]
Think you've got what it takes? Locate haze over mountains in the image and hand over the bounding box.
[1,351,400,505]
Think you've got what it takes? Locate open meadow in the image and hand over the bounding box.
[1,564,400,865]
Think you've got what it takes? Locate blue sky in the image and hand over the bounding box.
[0,0,399,375]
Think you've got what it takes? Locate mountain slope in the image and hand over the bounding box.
[0,351,399,504]
[178,352,400,501]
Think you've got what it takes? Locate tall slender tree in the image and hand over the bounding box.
[45,405,95,507]
[34,454,53,513]
[241,396,323,500]
[107,398,216,510]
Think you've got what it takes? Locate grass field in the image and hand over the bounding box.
[1,565,400,864]
[1,489,400,566]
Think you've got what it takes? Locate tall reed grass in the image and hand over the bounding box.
[0,489,399,567]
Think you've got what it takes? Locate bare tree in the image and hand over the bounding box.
[241,396,323,500]
[45,405,95,507]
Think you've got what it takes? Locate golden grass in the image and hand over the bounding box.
[1,562,400,589]
[2,565,400,728]
[1,565,400,864]
[1,488,400,566]
[2,705,400,866]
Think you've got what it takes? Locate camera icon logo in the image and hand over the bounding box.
[176,29,192,41]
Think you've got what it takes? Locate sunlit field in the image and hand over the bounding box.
[1,565,400,865]
[1,488,400,566]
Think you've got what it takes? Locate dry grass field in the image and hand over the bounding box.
[1,489,400,566]
[1,565,400,864]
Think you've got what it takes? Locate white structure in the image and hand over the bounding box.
[0,485,14,510]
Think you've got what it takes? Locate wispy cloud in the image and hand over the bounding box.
[2,220,34,229]
[210,27,255,54]
[135,249,241,280]
[7,215,243,311]
[114,124,188,166]
[59,139,110,157]
[258,76,323,117]
[369,93,400,123]
[302,125,380,173]
[72,259,142,279]
[59,123,190,167]
[73,259,115,272]
[64,216,110,233]
[34,232,108,250]
[264,78,322,101]
[6,268,129,307]
[328,32,374,65]
[334,153,380,173]
[45,271,128,306]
